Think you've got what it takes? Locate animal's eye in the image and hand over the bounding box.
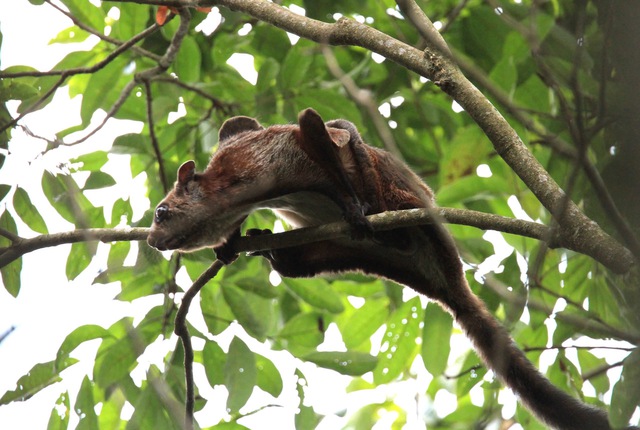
[155,204,169,223]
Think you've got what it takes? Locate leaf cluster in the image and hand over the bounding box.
[0,0,638,429]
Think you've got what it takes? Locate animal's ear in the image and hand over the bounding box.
[299,108,351,148]
[327,127,350,147]
[177,160,196,186]
[219,116,264,144]
[325,119,363,147]
[298,108,330,144]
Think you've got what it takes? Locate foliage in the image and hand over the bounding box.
[0,1,639,429]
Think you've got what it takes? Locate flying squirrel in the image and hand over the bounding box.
[148,108,637,430]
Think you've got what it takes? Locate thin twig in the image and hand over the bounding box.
[483,276,640,344]
[0,227,149,268]
[174,259,225,430]
[0,22,161,135]
[44,0,163,63]
[142,79,170,193]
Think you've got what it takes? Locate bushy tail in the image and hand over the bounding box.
[454,292,614,430]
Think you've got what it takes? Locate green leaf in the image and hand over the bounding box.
[515,74,551,112]
[296,88,361,125]
[341,297,389,349]
[278,312,324,354]
[110,3,148,41]
[93,314,160,388]
[576,349,609,395]
[421,302,452,376]
[436,174,509,207]
[13,187,48,234]
[1,80,39,101]
[462,5,510,68]
[489,55,517,95]
[111,133,149,155]
[294,369,319,430]
[56,324,112,370]
[66,242,94,280]
[0,359,77,405]
[256,58,280,93]
[75,377,98,430]
[72,151,109,171]
[223,257,278,298]
[610,350,640,429]
[49,26,90,44]
[203,341,226,387]
[0,210,21,297]
[83,171,116,190]
[222,284,270,339]
[373,296,422,384]
[107,241,131,268]
[41,170,99,226]
[81,56,127,125]
[0,184,10,202]
[255,354,283,397]
[439,125,492,185]
[127,369,181,430]
[58,0,105,31]
[284,278,344,314]
[279,45,314,90]
[455,352,485,397]
[224,336,257,413]
[441,397,483,426]
[174,35,201,82]
[200,281,234,335]
[495,252,526,325]
[210,423,251,430]
[97,388,125,430]
[47,391,70,430]
[303,351,378,376]
[250,24,291,63]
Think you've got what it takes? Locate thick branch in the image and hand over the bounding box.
[0,209,630,273]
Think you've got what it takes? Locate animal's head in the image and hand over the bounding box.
[147,116,266,252]
[147,108,356,252]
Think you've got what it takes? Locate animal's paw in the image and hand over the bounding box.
[214,228,241,264]
[214,241,238,265]
[344,201,373,240]
[245,228,274,258]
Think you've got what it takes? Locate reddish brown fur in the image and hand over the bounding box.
[148,109,637,430]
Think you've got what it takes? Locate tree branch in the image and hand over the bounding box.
[0,227,149,268]
[44,0,163,63]
[0,20,159,135]
[142,79,170,193]
[0,208,631,273]
[174,259,224,430]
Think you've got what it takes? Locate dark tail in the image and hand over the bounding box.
[411,223,627,430]
[454,293,614,430]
